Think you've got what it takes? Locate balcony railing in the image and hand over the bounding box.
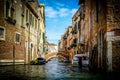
[6,17,16,25]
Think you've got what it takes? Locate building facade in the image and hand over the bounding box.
[58,0,120,72]
[66,26,73,61]
[0,0,26,64]
[0,0,46,65]
[38,4,46,57]
[78,0,120,72]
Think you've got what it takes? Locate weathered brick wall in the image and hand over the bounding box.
[0,23,26,61]
[106,0,120,72]
[84,0,90,53]
[97,0,107,71]
[112,41,120,72]
[0,0,4,26]
[0,0,25,63]
[79,0,120,72]
[89,0,99,70]
[88,0,107,71]
[107,0,120,31]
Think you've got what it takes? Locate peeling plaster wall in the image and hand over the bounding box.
[106,0,120,72]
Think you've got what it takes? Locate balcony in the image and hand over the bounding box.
[6,17,16,25]
[71,30,77,34]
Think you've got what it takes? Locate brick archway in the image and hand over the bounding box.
[45,52,68,61]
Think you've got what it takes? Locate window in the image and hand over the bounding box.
[11,7,14,18]
[75,22,77,30]
[5,0,16,25]
[74,38,77,43]
[32,16,34,27]
[21,15,24,27]
[78,20,80,29]
[15,33,21,43]
[6,1,10,17]
[6,0,15,18]
[29,13,32,26]
[35,19,37,29]
[26,9,28,22]
[0,26,5,40]
[43,33,45,43]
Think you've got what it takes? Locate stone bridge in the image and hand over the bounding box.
[45,52,69,61]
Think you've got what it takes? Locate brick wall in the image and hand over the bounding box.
[0,0,25,63]
[88,0,107,71]
[106,0,120,72]
[0,23,26,62]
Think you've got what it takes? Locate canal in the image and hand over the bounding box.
[0,59,118,80]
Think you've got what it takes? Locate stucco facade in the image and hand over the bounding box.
[38,4,46,57]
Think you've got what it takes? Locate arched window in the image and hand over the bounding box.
[6,1,10,17]
[5,0,16,25]
[6,0,15,18]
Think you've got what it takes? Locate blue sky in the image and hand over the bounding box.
[38,0,79,45]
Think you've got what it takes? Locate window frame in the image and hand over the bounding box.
[29,13,32,26]
[0,26,5,41]
[5,0,15,19]
[35,19,37,30]
[21,15,24,27]
[5,0,16,25]
[15,32,21,44]
[5,0,10,18]
[26,9,29,22]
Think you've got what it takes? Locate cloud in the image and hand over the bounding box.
[45,6,57,18]
[70,9,77,16]
[58,8,70,17]
[46,31,61,44]
[46,27,64,40]
[55,2,65,7]
[45,6,77,18]
[44,1,79,45]
[45,7,77,44]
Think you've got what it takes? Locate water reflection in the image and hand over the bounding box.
[0,59,118,80]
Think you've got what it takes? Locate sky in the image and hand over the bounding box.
[38,0,79,45]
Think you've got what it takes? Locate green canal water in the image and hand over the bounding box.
[0,59,118,80]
